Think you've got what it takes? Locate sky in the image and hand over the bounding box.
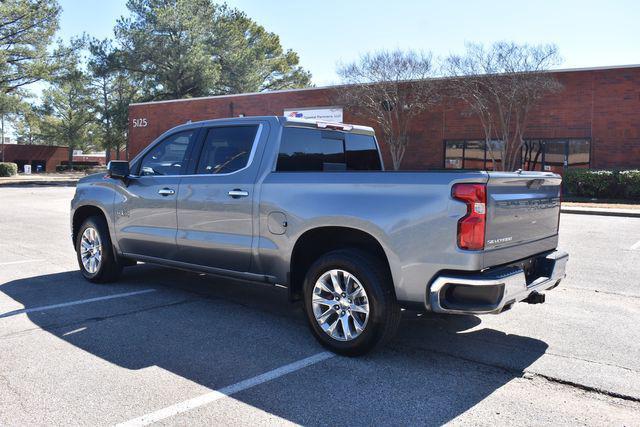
[56,0,640,86]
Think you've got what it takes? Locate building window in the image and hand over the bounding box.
[522,139,591,172]
[443,140,503,170]
[445,138,591,171]
[444,141,464,169]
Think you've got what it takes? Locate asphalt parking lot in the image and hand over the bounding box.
[1,186,639,426]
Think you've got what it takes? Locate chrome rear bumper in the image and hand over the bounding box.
[428,250,568,315]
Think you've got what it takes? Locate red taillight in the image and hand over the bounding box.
[452,183,486,250]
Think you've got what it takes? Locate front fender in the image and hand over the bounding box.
[71,176,118,251]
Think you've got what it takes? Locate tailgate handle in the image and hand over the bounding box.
[527,179,545,190]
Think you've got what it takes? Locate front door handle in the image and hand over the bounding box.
[158,188,175,196]
[228,189,249,198]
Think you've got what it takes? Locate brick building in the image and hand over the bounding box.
[0,144,68,172]
[0,145,120,172]
[128,65,640,172]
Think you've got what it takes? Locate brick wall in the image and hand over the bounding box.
[1,144,68,172]
[128,66,640,170]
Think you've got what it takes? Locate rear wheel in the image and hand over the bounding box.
[75,215,123,283]
[302,249,400,356]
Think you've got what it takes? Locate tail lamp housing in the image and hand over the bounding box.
[452,183,487,250]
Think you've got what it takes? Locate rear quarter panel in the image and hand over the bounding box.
[257,171,490,303]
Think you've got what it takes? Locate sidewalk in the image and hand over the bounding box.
[0,172,84,187]
[561,202,640,218]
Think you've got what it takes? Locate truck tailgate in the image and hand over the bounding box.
[485,172,561,253]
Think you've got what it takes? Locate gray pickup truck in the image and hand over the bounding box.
[71,116,568,355]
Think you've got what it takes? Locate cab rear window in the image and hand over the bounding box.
[276,127,382,172]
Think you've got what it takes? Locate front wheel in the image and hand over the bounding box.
[302,249,401,356]
[75,215,123,283]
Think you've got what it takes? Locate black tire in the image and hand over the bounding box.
[302,248,401,356]
[75,215,123,283]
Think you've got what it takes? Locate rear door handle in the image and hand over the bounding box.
[228,189,249,198]
[158,188,175,196]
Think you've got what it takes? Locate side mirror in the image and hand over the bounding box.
[107,161,130,180]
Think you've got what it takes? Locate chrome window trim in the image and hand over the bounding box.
[129,123,263,179]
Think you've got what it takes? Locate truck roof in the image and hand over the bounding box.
[280,116,375,135]
[170,116,375,136]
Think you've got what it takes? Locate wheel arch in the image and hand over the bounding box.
[288,226,394,301]
[72,204,110,250]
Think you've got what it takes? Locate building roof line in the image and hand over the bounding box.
[130,63,640,107]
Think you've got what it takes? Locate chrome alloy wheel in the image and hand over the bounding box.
[312,269,370,341]
[80,227,102,274]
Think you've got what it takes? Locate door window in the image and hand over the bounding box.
[139,130,195,176]
[196,125,258,174]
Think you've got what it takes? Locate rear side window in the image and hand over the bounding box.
[345,133,383,170]
[276,127,381,172]
[196,125,258,174]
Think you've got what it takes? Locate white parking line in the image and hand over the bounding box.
[117,351,335,426]
[630,240,640,251]
[0,259,46,266]
[0,289,157,319]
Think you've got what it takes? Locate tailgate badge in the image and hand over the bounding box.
[487,236,513,245]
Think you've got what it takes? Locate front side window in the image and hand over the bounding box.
[139,130,195,176]
[196,126,258,174]
[276,127,382,172]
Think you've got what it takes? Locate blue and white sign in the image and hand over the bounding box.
[283,107,343,123]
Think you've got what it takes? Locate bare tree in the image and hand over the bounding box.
[445,42,563,171]
[337,50,440,170]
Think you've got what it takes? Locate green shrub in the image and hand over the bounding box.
[56,164,92,172]
[618,170,640,200]
[563,169,617,198]
[0,162,18,177]
[563,168,640,200]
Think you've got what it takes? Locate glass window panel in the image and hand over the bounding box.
[277,127,345,171]
[544,140,566,166]
[444,141,463,169]
[463,140,485,170]
[567,139,590,168]
[345,133,382,170]
[140,130,195,176]
[196,126,258,174]
[522,140,544,171]
[485,140,504,170]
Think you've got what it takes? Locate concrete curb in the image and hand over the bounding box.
[561,208,640,218]
[0,179,78,187]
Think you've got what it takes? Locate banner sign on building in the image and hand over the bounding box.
[283,107,343,123]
